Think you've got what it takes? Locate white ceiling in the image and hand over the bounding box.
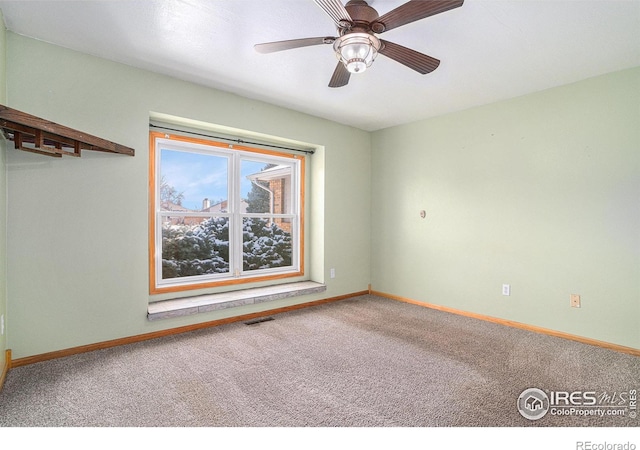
[0,0,639,131]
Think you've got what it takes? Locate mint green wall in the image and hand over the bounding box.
[5,33,371,358]
[0,11,7,369]
[4,30,638,359]
[371,67,640,349]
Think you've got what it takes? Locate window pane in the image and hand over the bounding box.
[160,149,228,212]
[162,217,230,279]
[242,160,292,214]
[242,217,292,272]
[151,132,303,293]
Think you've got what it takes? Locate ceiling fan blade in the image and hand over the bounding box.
[313,0,353,28]
[329,62,350,88]
[255,37,335,54]
[379,40,440,74]
[372,0,464,33]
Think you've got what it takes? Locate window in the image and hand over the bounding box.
[149,131,304,294]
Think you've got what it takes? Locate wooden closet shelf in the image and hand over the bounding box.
[0,105,135,158]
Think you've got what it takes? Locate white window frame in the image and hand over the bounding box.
[149,132,304,294]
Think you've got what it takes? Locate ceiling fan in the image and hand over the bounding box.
[255,0,464,88]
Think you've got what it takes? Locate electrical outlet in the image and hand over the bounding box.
[570,294,581,308]
[0,314,4,336]
[502,284,510,296]
[330,268,335,279]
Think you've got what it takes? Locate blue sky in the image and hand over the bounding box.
[161,149,265,210]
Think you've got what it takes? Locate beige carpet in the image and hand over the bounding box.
[0,295,638,427]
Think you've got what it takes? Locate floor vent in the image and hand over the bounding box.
[244,317,275,326]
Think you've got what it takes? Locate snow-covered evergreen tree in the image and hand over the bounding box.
[161,217,230,279]
[242,218,292,271]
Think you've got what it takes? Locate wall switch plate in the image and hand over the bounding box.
[502,284,510,296]
[570,294,581,308]
[0,314,4,336]
[330,268,335,279]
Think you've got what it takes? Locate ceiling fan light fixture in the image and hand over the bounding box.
[333,32,381,74]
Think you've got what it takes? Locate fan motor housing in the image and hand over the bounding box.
[343,0,380,34]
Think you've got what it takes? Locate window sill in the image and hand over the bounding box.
[147,281,327,321]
